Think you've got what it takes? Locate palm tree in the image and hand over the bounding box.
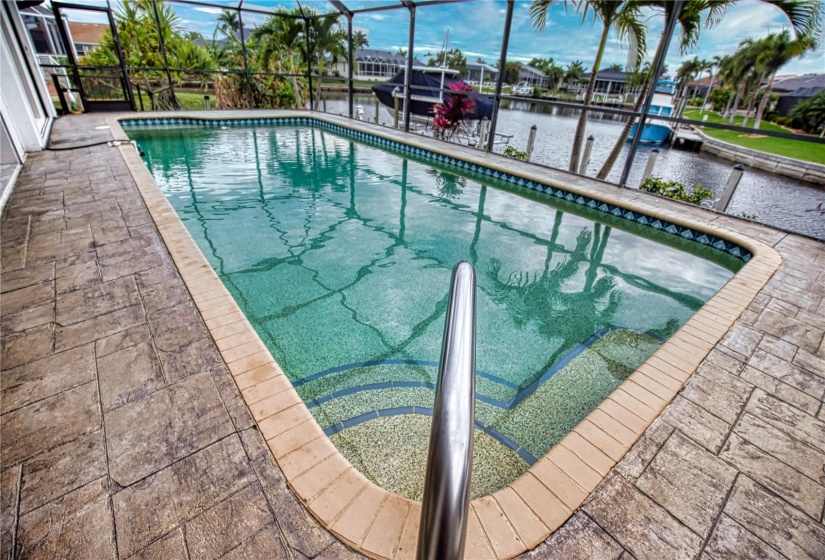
[217,9,240,38]
[530,0,646,173]
[84,0,210,95]
[564,60,585,86]
[730,37,765,126]
[353,30,369,50]
[753,30,815,129]
[595,0,732,180]
[504,61,523,85]
[596,0,821,180]
[716,55,738,116]
[395,47,407,57]
[528,57,563,89]
[674,56,708,116]
[676,57,700,95]
[607,62,624,71]
[546,65,565,90]
[307,14,346,104]
[700,54,722,114]
[725,44,750,121]
[252,7,305,107]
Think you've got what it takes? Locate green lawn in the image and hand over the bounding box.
[318,78,372,88]
[131,91,215,111]
[683,109,824,165]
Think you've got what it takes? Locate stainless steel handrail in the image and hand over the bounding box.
[417,261,477,560]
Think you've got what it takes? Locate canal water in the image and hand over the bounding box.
[319,94,825,240]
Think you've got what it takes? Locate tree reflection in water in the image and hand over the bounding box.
[426,168,466,199]
[486,224,626,385]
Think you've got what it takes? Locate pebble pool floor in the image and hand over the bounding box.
[127,123,740,499]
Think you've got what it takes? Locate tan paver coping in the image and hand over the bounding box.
[109,111,781,560]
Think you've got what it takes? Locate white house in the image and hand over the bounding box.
[334,48,424,81]
[517,65,549,88]
[465,62,498,84]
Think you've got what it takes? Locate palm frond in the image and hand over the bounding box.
[529,0,576,31]
[614,6,647,69]
[762,0,822,40]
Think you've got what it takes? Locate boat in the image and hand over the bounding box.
[628,79,677,145]
[371,66,494,123]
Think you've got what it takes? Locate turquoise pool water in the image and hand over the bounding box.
[129,122,739,498]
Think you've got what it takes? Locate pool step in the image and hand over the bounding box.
[306,328,662,462]
[328,414,532,501]
[294,360,520,410]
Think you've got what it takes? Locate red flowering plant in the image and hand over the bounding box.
[431,81,477,140]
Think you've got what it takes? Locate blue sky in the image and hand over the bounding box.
[63,0,825,76]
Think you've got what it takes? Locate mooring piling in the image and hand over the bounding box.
[641,148,660,185]
[714,163,746,212]
[579,135,594,176]
[526,125,537,161]
[477,119,489,149]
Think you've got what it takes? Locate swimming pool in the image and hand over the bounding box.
[126,118,742,500]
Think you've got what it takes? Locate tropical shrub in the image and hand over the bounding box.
[83,0,216,89]
[789,90,825,135]
[640,177,714,206]
[432,81,477,140]
[709,86,732,111]
[503,146,528,161]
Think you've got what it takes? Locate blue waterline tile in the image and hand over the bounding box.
[121,115,751,264]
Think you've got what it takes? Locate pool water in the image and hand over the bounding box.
[129,123,739,498]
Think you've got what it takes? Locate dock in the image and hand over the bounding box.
[670,126,705,151]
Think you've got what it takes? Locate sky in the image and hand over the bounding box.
[60,0,825,76]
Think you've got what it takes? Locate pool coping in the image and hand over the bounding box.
[108,110,782,560]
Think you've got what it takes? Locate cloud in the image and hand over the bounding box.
[415,44,449,53]
[194,7,223,15]
[346,1,825,76]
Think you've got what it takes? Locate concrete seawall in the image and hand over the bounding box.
[696,130,825,186]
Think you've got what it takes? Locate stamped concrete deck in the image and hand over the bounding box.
[1,113,824,559]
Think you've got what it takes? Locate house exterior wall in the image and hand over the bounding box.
[465,65,498,83]
[0,3,55,155]
[517,69,548,88]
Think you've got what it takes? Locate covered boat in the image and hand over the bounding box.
[371,67,494,120]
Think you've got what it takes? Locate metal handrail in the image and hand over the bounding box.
[417,261,477,560]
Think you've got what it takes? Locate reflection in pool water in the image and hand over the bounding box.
[130,124,738,498]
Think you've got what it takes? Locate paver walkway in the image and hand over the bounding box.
[1,114,824,560]
[1,116,360,560]
[527,234,825,559]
